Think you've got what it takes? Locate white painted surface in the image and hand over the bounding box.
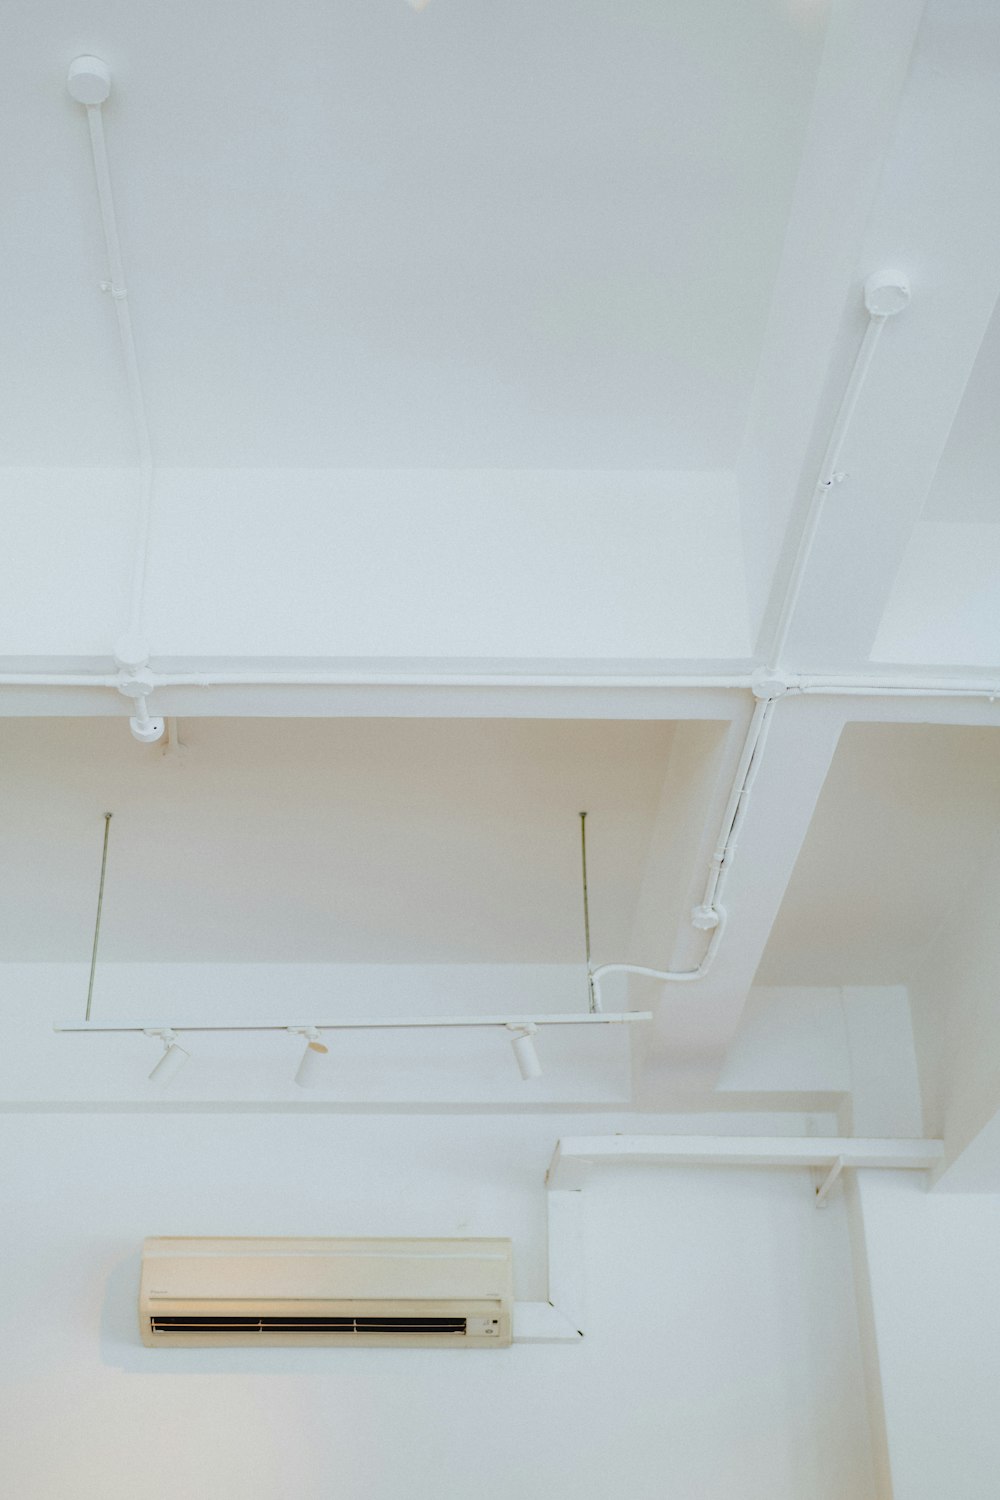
[855,1171,1000,1500]
[3,1,823,469]
[0,716,676,963]
[908,823,1000,1185]
[639,694,845,1084]
[2,0,1000,1487]
[0,1111,876,1500]
[0,469,751,661]
[924,300,1000,522]
[757,723,1000,986]
[840,987,923,1137]
[737,0,925,640]
[872,522,1000,666]
[773,0,1000,669]
[718,987,851,1095]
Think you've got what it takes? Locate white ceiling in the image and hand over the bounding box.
[924,298,1000,522]
[0,716,677,963]
[3,0,1000,1107]
[2,0,825,468]
[756,723,1000,987]
[8,714,1000,998]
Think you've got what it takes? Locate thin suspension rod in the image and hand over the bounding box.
[85,813,113,1022]
[579,812,597,1012]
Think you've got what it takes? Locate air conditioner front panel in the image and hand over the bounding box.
[140,1237,513,1348]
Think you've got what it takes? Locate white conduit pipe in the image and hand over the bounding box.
[794,677,1000,699]
[590,697,776,1007]
[1,671,1000,697]
[767,316,887,670]
[113,671,754,690]
[590,276,912,1005]
[767,273,910,674]
[79,94,154,646]
[696,697,776,918]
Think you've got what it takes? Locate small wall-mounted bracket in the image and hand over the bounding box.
[545,1135,944,1192]
[813,1154,846,1209]
[512,1190,584,1344]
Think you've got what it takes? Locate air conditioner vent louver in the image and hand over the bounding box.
[140,1236,513,1348]
[150,1315,471,1335]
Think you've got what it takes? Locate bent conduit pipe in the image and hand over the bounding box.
[590,278,910,1002]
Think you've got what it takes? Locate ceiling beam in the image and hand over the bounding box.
[739,0,928,640]
[771,0,1000,670]
[633,694,848,1095]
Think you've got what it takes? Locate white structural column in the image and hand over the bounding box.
[852,1171,1000,1500]
[908,820,1000,1191]
[636,693,848,1091]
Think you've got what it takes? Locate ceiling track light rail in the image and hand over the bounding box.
[55,1013,650,1034]
[63,809,647,1088]
[55,1013,650,1090]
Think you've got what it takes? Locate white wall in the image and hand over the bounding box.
[872,521,1000,668]
[0,1110,876,1500]
[855,1171,1000,1500]
[0,468,750,664]
[908,824,1000,1187]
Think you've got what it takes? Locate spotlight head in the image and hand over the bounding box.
[507,1023,542,1081]
[145,1028,190,1086]
[290,1027,330,1089]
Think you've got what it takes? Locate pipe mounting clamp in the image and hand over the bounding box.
[115,668,156,701]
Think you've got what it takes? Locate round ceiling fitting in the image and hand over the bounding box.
[864,272,911,317]
[67,56,112,105]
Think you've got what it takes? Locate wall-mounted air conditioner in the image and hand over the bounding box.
[140,1236,513,1348]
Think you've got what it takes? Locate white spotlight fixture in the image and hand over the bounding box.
[145,1028,190,1086]
[290,1027,330,1089]
[507,1023,542,1081]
